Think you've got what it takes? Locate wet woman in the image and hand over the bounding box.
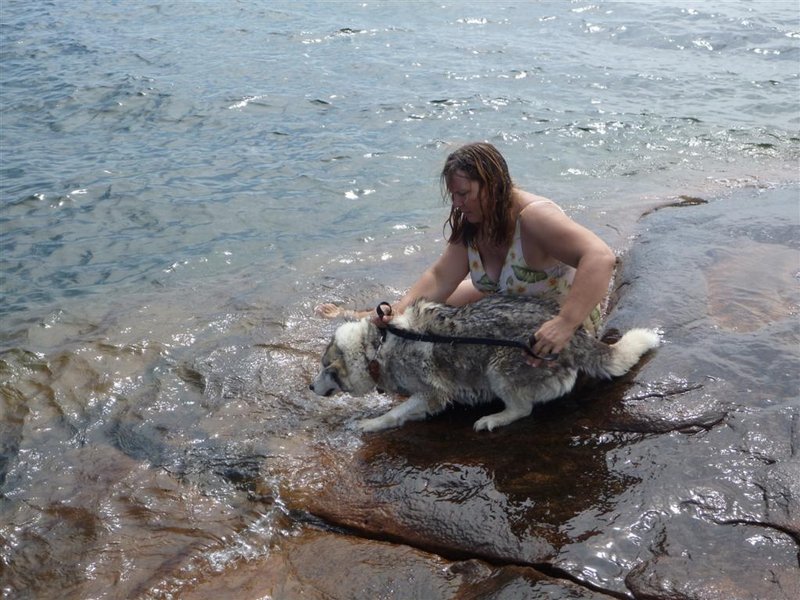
[316,141,616,359]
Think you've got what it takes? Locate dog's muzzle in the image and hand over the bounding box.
[309,381,336,397]
[309,368,342,397]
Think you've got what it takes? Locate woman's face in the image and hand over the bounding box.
[447,171,484,224]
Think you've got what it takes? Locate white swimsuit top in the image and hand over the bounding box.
[467,202,602,334]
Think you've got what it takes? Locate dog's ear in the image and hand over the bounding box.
[323,343,348,375]
[321,342,342,368]
[329,357,347,380]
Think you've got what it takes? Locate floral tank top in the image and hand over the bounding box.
[467,206,603,335]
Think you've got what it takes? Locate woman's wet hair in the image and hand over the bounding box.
[441,142,514,247]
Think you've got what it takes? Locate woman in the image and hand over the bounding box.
[316,142,616,360]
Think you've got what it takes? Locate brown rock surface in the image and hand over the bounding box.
[180,528,608,600]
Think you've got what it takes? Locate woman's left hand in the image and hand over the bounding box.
[528,315,577,367]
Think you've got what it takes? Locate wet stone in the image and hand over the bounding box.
[606,375,729,433]
[758,459,800,538]
[626,558,800,600]
[180,528,609,600]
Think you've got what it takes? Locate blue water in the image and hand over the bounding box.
[0,2,798,598]
[2,1,798,326]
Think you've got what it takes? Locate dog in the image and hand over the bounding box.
[310,295,660,432]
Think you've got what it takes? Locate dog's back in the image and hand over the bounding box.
[398,296,658,379]
[402,295,559,339]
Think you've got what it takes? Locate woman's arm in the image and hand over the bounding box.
[315,241,470,321]
[520,202,616,355]
[386,241,470,316]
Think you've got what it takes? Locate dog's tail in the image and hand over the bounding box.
[581,328,661,379]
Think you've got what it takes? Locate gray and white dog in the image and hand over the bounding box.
[310,295,660,432]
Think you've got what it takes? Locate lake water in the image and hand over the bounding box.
[1,1,798,598]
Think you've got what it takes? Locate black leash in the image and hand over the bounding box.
[375,302,559,362]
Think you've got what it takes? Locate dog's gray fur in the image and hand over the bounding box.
[310,295,660,432]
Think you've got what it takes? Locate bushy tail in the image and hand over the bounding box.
[581,328,661,379]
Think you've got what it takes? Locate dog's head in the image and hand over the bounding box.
[309,320,377,397]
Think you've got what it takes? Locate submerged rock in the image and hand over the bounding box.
[179,528,607,600]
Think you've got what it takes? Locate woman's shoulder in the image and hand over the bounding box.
[515,193,576,247]
[516,191,565,220]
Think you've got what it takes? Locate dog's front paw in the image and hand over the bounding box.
[473,416,499,432]
[357,415,394,432]
[474,408,528,432]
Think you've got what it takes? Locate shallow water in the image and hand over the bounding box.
[1,2,799,598]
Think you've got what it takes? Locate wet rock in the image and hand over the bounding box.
[180,528,608,600]
[639,195,708,218]
[290,396,642,569]
[606,375,728,433]
[577,186,799,596]
[610,464,800,598]
[626,556,800,600]
[758,459,800,538]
